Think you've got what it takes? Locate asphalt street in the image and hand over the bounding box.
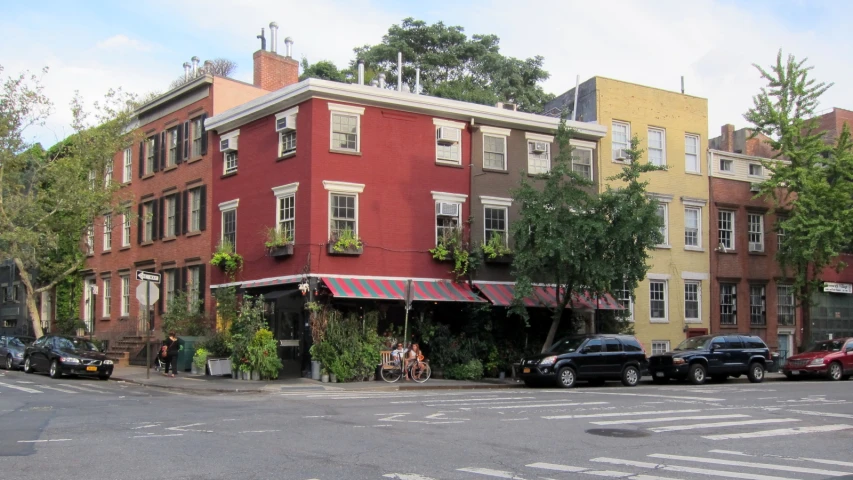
[1,368,852,480]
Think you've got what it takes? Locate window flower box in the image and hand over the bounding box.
[268,244,294,257]
[327,243,363,256]
[484,253,513,265]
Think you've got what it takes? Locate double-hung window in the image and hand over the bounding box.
[120,275,130,317]
[104,161,113,188]
[648,127,665,166]
[684,207,700,248]
[776,218,787,252]
[685,134,700,173]
[718,210,734,250]
[103,215,112,251]
[86,224,94,255]
[649,280,667,322]
[433,192,466,245]
[122,148,132,183]
[220,130,239,175]
[656,203,668,246]
[188,266,201,307]
[612,121,630,161]
[276,107,299,157]
[273,182,299,243]
[165,195,177,238]
[168,127,179,167]
[329,103,364,153]
[748,163,763,177]
[777,285,795,326]
[720,283,737,325]
[749,285,766,325]
[280,131,297,156]
[102,278,111,317]
[191,117,204,157]
[122,214,131,247]
[323,181,364,241]
[145,137,156,175]
[165,270,177,311]
[651,341,670,355]
[748,213,764,252]
[189,187,202,232]
[483,133,507,170]
[143,202,154,242]
[526,133,553,174]
[684,281,700,323]
[224,151,238,174]
[484,206,507,245]
[572,147,593,180]
[219,199,238,249]
[435,119,464,165]
[616,280,634,322]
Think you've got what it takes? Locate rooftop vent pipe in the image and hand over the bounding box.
[284,37,293,58]
[269,22,279,54]
[378,73,386,89]
[415,67,420,95]
[397,51,402,92]
[358,60,365,85]
[183,62,191,81]
[191,56,200,75]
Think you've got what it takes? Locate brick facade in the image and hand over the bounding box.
[252,50,299,92]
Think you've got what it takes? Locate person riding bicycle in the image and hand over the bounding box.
[405,343,424,380]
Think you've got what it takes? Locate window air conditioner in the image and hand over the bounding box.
[436,202,459,217]
[220,137,237,152]
[750,183,761,193]
[276,115,296,132]
[748,242,763,253]
[532,141,548,154]
[437,127,460,144]
[613,148,629,161]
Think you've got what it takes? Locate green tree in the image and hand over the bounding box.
[511,119,663,352]
[0,65,135,338]
[744,50,853,348]
[299,58,350,82]
[352,18,554,113]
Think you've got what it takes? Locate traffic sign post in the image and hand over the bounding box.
[136,272,160,379]
[403,280,414,347]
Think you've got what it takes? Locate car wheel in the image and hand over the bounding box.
[828,362,843,381]
[98,374,110,381]
[5,355,12,370]
[621,365,640,387]
[747,362,765,383]
[556,366,577,388]
[688,363,706,385]
[49,360,62,379]
[652,375,669,384]
[23,357,33,374]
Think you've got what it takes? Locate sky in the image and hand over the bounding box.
[3,0,851,147]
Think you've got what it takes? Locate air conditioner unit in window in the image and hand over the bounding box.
[276,115,296,132]
[750,183,761,193]
[613,148,629,161]
[220,137,237,152]
[437,127,460,144]
[532,141,548,154]
[436,202,459,217]
[748,242,763,252]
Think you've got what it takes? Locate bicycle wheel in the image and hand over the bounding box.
[380,365,402,383]
[411,363,431,383]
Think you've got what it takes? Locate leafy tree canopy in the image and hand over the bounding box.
[299,58,350,82]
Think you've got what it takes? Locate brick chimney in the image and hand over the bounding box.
[253,50,299,91]
[721,124,735,153]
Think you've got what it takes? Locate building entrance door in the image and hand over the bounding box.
[777,333,792,362]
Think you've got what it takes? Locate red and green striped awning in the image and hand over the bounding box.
[474,282,623,310]
[322,277,485,303]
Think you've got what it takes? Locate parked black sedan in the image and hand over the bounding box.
[1,335,35,370]
[24,335,114,380]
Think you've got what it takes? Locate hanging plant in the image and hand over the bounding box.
[210,240,243,276]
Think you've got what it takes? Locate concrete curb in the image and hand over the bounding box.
[111,376,265,394]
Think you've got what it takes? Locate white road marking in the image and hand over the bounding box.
[166,423,213,433]
[544,409,701,420]
[393,397,535,404]
[649,453,852,477]
[457,467,527,479]
[575,391,726,402]
[131,424,160,430]
[528,462,686,479]
[527,463,587,473]
[481,401,609,409]
[382,474,440,480]
[36,385,79,394]
[649,418,798,433]
[0,381,42,393]
[788,409,853,419]
[57,383,107,393]
[15,380,35,384]
[17,439,71,443]
[703,424,853,440]
[239,430,280,433]
[132,434,183,438]
[500,418,529,422]
[592,457,794,480]
[709,450,853,468]
[592,414,750,425]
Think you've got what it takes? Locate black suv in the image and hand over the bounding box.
[519,334,648,388]
[648,334,772,385]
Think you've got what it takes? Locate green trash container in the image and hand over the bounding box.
[176,336,206,372]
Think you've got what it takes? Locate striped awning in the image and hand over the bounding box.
[474,282,623,310]
[242,275,302,289]
[322,277,485,303]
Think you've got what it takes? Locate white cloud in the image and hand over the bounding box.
[96,34,153,52]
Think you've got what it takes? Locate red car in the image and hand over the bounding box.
[783,337,853,381]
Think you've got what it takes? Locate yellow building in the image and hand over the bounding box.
[544,77,710,354]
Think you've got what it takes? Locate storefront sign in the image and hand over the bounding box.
[279,339,299,347]
[823,282,853,294]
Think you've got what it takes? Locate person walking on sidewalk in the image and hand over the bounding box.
[163,332,182,377]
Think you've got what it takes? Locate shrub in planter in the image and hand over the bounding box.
[445,359,484,380]
[210,240,243,277]
[309,311,382,382]
[193,347,209,374]
[247,328,282,380]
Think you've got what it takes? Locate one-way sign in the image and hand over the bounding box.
[136,270,161,284]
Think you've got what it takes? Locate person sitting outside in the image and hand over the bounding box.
[391,342,406,366]
[405,343,424,380]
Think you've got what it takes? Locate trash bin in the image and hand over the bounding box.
[176,336,206,372]
[311,360,321,380]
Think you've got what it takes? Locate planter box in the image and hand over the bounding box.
[327,244,363,256]
[268,244,294,257]
[484,254,513,265]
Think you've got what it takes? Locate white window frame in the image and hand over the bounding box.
[684,281,701,323]
[651,341,670,356]
[120,275,130,317]
[103,214,112,251]
[748,213,764,252]
[481,126,510,171]
[526,132,554,175]
[720,283,737,325]
[168,126,179,167]
[165,195,177,238]
[191,116,203,157]
[483,206,508,246]
[189,187,202,232]
[435,118,466,166]
[777,284,795,326]
[104,161,113,188]
[718,210,735,250]
[648,127,666,166]
[143,202,154,242]
[649,279,668,323]
[122,214,131,247]
[165,269,177,311]
[279,130,297,157]
[684,206,701,249]
[224,151,238,175]
[685,134,700,173]
[719,158,733,173]
[273,182,299,242]
[188,266,201,306]
[323,181,364,240]
[145,137,155,175]
[86,224,94,255]
[328,103,364,153]
[617,281,634,322]
[219,199,239,249]
[612,121,630,162]
[572,147,593,180]
[749,284,766,325]
[433,191,467,245]
[656,203,669,247]
[748,163,763,177]
[102,278,111,317]
[122,147,132,183]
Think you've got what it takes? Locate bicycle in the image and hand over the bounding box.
[380,358,431,383]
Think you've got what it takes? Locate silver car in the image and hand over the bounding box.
[1,335,35,370]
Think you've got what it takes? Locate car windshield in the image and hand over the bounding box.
[9,337,34,347]
[548,336,587,354]
[57,338,99,351]
[806,340,844,353]
[673,337,711,351]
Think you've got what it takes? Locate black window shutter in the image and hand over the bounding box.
[180,267,188,292]
[159,131,166,171]
[152,134,160,173]
[182,121,190,161]
[198,267,206,312]
[159,197,165,240]
[157,270,164,315]
[138,141,144,178]
[181,190,189,235]
[199,185,207,231]
[174,192,181,237]
[200,113,208,156]
[176,125,183,165]
[151,199,159,240]
[137,203,143,244]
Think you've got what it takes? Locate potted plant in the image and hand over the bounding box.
[192,347,209,375]
[321,367,330,383]
[328,226,363,255]
[247,328,282,380]
[210,240,243,276]
[264,226,294,257]
[429,228,470,279]
[481,233,513,264]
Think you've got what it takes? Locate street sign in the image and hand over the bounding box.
[136,270,161,284]
[136,282,160,305]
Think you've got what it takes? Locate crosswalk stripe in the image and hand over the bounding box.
[703,424,853,440]
[526,462,587,473]
[57,383,108,393]
[0,381,42,393]
[709,450,853,468]
[434,401,608,409]
[544,409,701,420]
[393,397,535,404]
[649,418,797,433]
[591,457,794,480]
[787,409,853,419]
[649,454,852,477]
[457,467,526,479]
[528,462,686,479]
[38,385,79,394]
[592,414,750,425]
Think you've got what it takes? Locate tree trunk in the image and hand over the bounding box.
[541,310,561,353]
[799,284,812,352]
[14,259,44,338]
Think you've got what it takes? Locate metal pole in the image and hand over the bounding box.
[145,280,150,379]
[403,306,409,348]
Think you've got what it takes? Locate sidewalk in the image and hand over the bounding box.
[110,366,524,394]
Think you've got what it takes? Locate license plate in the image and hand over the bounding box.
[791,371,799,376]
[655,371,665,377]
[523,368,530,374]
[86,366,97,372]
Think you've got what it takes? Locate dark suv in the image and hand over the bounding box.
[648,334,772,385]
[519,334,648,388]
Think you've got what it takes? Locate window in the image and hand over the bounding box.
[527,141,551,174]
[484,207,507,245]
[648,127,665,166]
[604,338,621,352]
[86,224,94,255]
[718,210,734,250]
[122,214,131,247]
[165,270,177,311]
[720,283,737,325]
[748,163,763,177]
[143,202,154,242]
[165,195,177,238]
[649,281,667,321]
[279,131,296,156]
[656,203,668,246]
[616,281,634,322]
[222,209,236,248]
[168,127,178,166]
[278,194,295,240]
[750,285,766,325]
[651,341,670,356]
[122,148,132,183]
[612,121,630,161]
[192,117,204,157]
[224,151,238,175]
[104,161,113,188]
[103,215,112,251]
[188,266,201,306]
[190,187,202,232]
[332,113,359,151]
[685,281,700,322]
[719,158,733,172]
[748,213,764,252]
[145,137,155,175]
[572,148,593,180]
[436,127,462,164]
[120,275,130,316]
[102,278,111,317]
[330,194,356,239]
[776,219,787,252]
[584,339,602,353]
[88,170,96,190]
[685,134,700,173]
[777,285,795,326]
[436,202,460,243]
[483,135,506,170]
[684,207,700,248]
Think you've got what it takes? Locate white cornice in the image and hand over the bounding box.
[275,106,299,120]
[431,191,468,203]
[135,75,213,116]
[218,199,239,211]
[479,125,512,136]
[323,180,365,193]
[525,132,555,143]
[220,129,240,141]
[328,103,365,115]
[433,118,467,129]
[570,139,597,150]
[272,182,299,198]
[479,195,513,207]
